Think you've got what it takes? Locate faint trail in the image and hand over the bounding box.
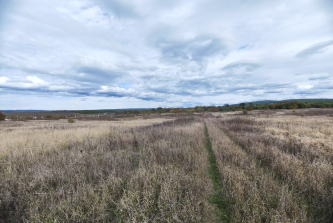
[204,123,229,222]
[219,122,328,222]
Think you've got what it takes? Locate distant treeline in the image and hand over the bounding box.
[248,98,333,105]
[73,101,333,115]
[1,101,333,121]
[217,101,333,112]
[179,101,333,113]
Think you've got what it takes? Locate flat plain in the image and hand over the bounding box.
[0,109,332,222]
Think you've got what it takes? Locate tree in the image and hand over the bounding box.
[246,106,253,111]
[246,103,254,111]
[239,103,246,110]
[209,107,219,112]
[195,106,204,112]
[0,111,5,121]
[268,104,276,109]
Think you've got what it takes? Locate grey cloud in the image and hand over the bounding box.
[146,79,293,98]
[0,1,15,28]
[220,83,292,95]
[296,39,333,58]
[156,35,228,66]
[293,90,322,95]
[95,0,138,19]
[176,78,212,90]
[312,82,333,90]
[76,66,122,84]
[119,65,158,72]
[0,65,65,78]
[140,74,158,80]
[223,60,262,72]
[0,75,98,97]
[293,82,333,95]
[95,86,166,101]
[308,74,331,81]
[264,90,284,94]
[136,93,166,102]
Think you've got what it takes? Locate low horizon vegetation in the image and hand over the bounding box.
[1,100,333,121]
[71,100,333,115]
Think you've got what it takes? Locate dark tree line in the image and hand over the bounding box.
[3,101,332,120]
[0,111,5,121]
[73,101,333,115]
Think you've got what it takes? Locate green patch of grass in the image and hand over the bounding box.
[204,123,230,222]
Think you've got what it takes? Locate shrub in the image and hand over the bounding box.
[242,110,248,115]
[68,119,75,123]
[55,115,66,119]
[0,111,5,121]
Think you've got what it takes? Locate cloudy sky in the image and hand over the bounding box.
[1,0,333,109]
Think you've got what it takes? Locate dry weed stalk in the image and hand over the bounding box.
[217,116,333,222]
[0,118,215,222]
[206,119,309,222]
[1,113,332,222]
[0,119,167,158]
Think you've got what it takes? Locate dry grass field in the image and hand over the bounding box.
[0,119,168,158]
[0,110,332,222]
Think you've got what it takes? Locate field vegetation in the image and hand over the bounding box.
[0,109,332,222]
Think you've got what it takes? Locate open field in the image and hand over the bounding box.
[1,110,333,222]
[0,118,169,158]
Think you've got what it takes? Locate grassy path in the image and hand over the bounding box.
[206,119,310,222]
[204,123,230,222]
[217,118,332,222]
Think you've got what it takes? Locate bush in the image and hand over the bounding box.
[0,111,5,121]
[68,119,75,123]
[242,110,248,115]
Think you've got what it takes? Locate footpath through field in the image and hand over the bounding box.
[204,123,230,222]
[205,118,311,222]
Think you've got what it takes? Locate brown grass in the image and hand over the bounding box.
[215,116,333,222]
[1,110,332,222]
[0,118,168,158]
[206,119,309,222]
[0,118,215,222]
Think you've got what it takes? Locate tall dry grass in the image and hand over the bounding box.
[217,116,333,222]
[0,118,215,222]
[206,119,309,222]
[1,112,332,222]
[0,119,167,158]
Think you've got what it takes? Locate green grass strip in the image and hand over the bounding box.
[204,123,230,222]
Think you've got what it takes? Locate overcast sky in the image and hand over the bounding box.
[1,0,333,109]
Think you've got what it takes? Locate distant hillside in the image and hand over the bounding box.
[245,99,333,106]
[1,110,50,113]
[1,108,153,114]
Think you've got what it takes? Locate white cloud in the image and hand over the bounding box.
[97,86,137,95]
[0,76,10,84]
[0,76,49,89]
[0,0,332,109]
